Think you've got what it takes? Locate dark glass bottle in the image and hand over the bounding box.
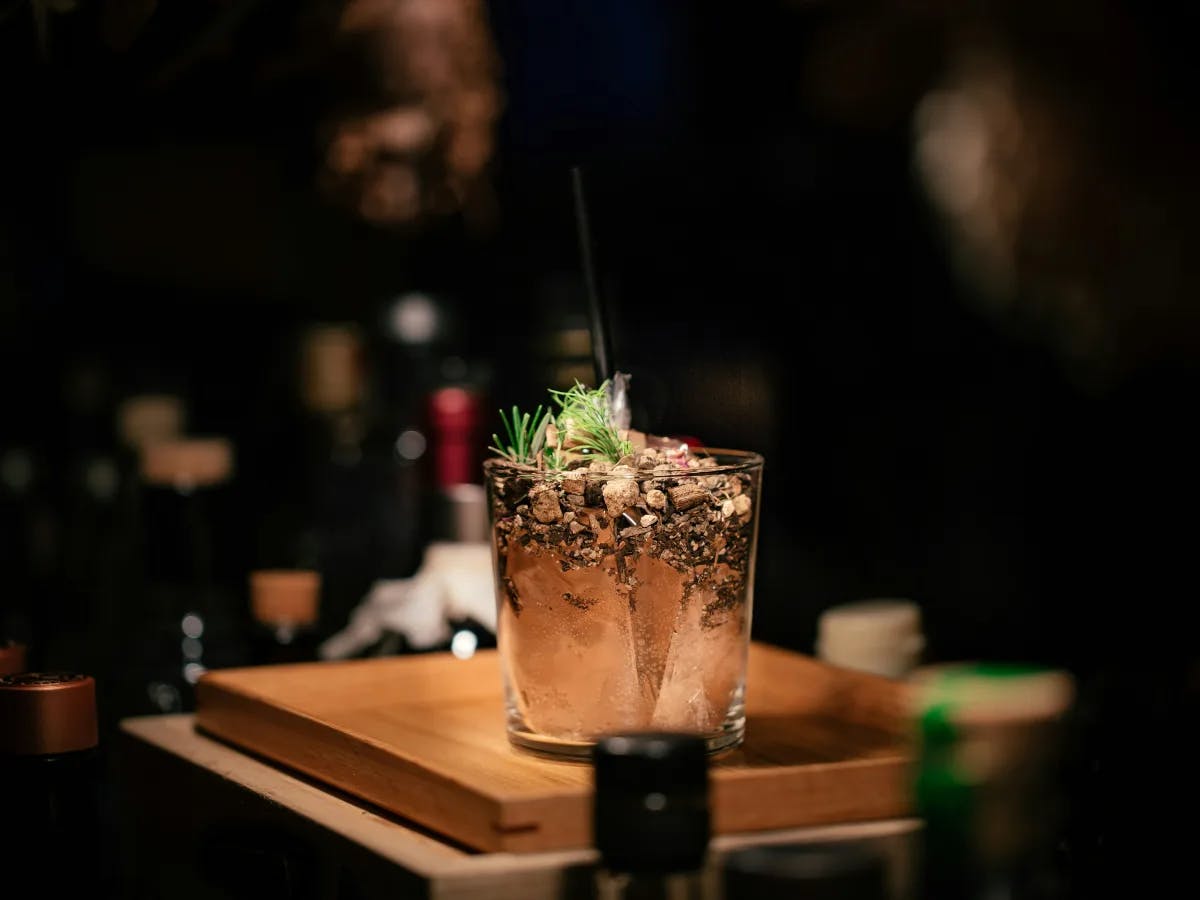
[722,841,889,900]
[912,663,1075,900]
[425,384,496,655]
[365,294,445,586]
[100,392,188,725]
[116,437,247,715]
[592,732,711,900]
[290,322,376,645]
[426,384,488,542]
[0,671,114,896]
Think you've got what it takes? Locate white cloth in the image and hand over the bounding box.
[318,541,496,660]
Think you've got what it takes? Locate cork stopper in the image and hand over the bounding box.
[0,673,98,755]
[250,570,320,628]
[117,393,186,450]
[140,437,233,488]
[0,639,27,676]
[300,324,365,414]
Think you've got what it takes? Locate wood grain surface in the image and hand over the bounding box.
[194,642,914,852]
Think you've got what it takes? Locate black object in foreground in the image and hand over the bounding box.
[592,732,710,900]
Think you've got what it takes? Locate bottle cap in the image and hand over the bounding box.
[250,570,321,628]
[0,639,27,676]
[140,438,234,488]
[592,732,711,874]
[117,394,186,450]
[911,662,1075,734]
[0,673,98,755]
[300,324,365,414]
[722,842,889,900]
[428,386,481,488]
[816,599,924,678]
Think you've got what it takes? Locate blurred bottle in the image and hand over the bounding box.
[247,570,321,666]
[0,671,114,895]
[367,291,455,584]
[722,841,890,899]
[427,384,487,542]
[911,663,1075,900]
[111,392,188,552]
[101,392,189,702]
[423,384,495,655]
[362,378,492,660]
[592,733,712,900]
[314,292,495,661]
[285,323,377,644]
[117,437,246,715]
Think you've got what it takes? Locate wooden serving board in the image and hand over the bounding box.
[194,642,914,853]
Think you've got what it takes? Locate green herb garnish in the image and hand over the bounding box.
[547,379,632,464]
[489,404,551,466]
[489,379,631,469]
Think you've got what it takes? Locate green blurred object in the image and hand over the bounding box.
[912,662,1075,900]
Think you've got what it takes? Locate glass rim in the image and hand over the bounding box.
[483,447,764,479]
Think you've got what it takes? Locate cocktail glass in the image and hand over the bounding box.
[485,448,763,759]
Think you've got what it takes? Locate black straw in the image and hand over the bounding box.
[571,165,613,386]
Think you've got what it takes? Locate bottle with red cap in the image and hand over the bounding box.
[348,290,495,657]
[426,383,488,543]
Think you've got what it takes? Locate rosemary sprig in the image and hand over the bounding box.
[548,379,632,464]
[490,404,551,465]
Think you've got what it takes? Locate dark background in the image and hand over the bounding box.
[3,1,1200,891]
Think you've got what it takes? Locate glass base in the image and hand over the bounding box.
[506,715,746,762]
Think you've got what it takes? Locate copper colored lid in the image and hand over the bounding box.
[250,570,321,627]
[140,437,234,488]
[0,673,98,755]
[118,393,186,450]
[0,640,27,676]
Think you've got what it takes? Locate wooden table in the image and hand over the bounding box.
[118,715,919,899]
[193,643,914,853]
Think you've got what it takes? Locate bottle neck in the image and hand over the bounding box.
[140,483,219,598]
